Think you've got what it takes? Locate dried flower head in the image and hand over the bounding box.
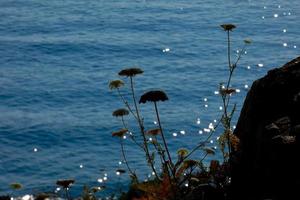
[202,147,215,155]
[220,88,236,96]
[10,183,22,190]
[112,129,128,137]
[146,128,161,136]
[118,68,143,77]
[177,148,189,157]
[109,80,124,90]
[139,90,168,104]
[116,169,126,174]
[220,24,236,31]
[229,133,240,151]
[244,39,252,44]
[112,108,129,117]
[56,179,75,189]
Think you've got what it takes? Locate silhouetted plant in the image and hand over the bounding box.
[112,108,139,181]
[56,179,74,200]
[109,24,250,200]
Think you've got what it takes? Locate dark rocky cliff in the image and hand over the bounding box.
[231,57,300,200]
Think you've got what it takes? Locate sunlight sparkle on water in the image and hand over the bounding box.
[244,84,249,89]
[294,45,297,49]
[204,104,208,108]
[247,66,251,69]
[199,130,203,134]
[153,121,157,125]
[283,29,287,33]
[283,43,287,47]
[98,178,103,183]
[257,63,264,67]
[21,195,32,200]
[274,14,279,18]
[173,133,177,137]
[118,161,122,165]
[196,118,201,124]
[214,91,219,95]
[204,128,210,133]
[180,130,186,135]
[79,164,83,168]
[162,48,170,53]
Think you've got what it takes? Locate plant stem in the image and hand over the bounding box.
[121,117,144,150]
[175,119,221,168]
[129,77,159,180]
[225,30,232,155]
[65,188,70,200]
[154,102,173,166]
[120,139,136,179]
[117,88,138,120]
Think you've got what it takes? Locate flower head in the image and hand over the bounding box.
[112,129,128,137]
[177,148,189,157]
[220,24,236,31]
[146,128,161,136]
[10,183,22,190]
[118,68,143,77]
[244,38,252,44]
[139,90,168,104]
[202,147,215,155]
[116,169,126,174]
[56,179,75,189]
[220,88,236,96]
[112,108,129,117]
[109,80,124,90]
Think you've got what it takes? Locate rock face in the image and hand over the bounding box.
[231,57,300,200]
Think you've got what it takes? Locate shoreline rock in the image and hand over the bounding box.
[231,57,300,200]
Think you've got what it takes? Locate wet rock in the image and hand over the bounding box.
[231,57,300,200]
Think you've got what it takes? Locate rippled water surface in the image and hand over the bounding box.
[0,0,299,196]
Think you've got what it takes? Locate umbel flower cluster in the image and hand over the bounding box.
[107,24,251,200]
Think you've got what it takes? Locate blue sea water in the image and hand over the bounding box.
[0,0,299,197]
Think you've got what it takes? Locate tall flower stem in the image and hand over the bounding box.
[117,88,138,121]
[154,102,173,168]
[121,116,144,150]
[120,138,136,179]
[224,30,232,155]
[129,77,159,180]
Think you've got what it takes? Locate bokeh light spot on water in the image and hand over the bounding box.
[274,13,279,18]
[283,43,288,47]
